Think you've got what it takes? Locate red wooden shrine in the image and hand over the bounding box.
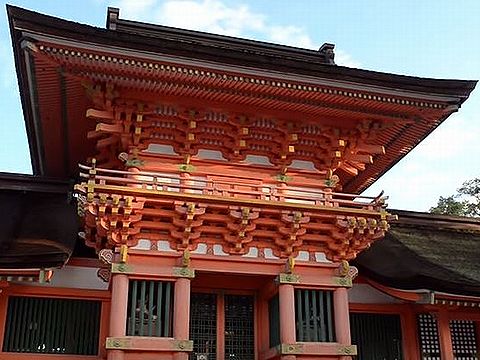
[1,5,479,360]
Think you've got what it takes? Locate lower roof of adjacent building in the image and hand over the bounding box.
[354,209,480,297]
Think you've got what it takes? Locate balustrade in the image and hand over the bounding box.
[78,164,386,212]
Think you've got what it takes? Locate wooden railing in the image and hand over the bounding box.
[78,164,387,211]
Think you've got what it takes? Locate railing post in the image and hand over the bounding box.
[324,188,333,207]
[173,277,191,360]
[180,172,196,194]
[279,283,296,360]
[277,181,287,202]
[107,272,129,360]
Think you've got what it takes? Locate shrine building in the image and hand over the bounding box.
[1,5,479,360]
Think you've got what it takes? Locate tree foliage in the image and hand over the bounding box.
[429,178,480,217]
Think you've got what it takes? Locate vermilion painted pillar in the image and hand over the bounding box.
[279,283,296,360]
[173,277,191,360]
[334,287,351,360]
[108,273,129,360]
[401,306,421,360]
[476,321,480,357]
[437,312,454,360]
[216,294,225,360]
[257,296,270,354]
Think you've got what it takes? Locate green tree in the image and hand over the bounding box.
[429,178,480,217]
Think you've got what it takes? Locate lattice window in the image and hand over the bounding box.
[189,293,217,359]
[3,296,101,355]
[126,280,173,337]
[295,289,335,342]
[417,313,441,360]
[450,320,478,360]
[350,313,403,360]
[225,294,255,359]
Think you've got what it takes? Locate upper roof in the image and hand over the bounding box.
[105,8,476,98]
[7,5,477,192]
[354,210,480,297]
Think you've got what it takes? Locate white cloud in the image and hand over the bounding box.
[108,0,359,67]
[115,0,157,21]
[335,49,362,68]
[410,114,479,160]
[157,0,264,37]
[264,25,316,49]
[363,112,480,211]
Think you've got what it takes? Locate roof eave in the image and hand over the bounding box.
[7,5,477,98]
[0,172,72,193]
[7,5,45,176]
[7,5,477,185]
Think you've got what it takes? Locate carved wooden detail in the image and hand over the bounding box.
[171,202,206,251]
[70,73,398,262]
[77,186,146,250]
[84,86,388,180]
[75,165,395,261]
[224,207,260,254]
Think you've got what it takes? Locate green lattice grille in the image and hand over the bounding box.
[295,289,335,342]
[3,296,100,355]
[126,280,173,337]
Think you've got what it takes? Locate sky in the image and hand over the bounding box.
[0,0,479,211]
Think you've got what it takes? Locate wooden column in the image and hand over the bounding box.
[257,295,270,354]
[334,287,351,360]
[216,294,225,360]
[0,284,9,351]
[279,283,296,360]
[401,306,420,360]
[437,312,454,360]
[476,320,480,357]
[173,277,191,360]
[108,273,129,360]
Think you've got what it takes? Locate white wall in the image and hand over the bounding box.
[28,266,109,290]
[348,284,400,304]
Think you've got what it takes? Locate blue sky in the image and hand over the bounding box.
[1,0,479,211]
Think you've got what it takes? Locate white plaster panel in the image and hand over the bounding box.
[263,248,279,259]
[213,244,229,256]
[348,284,400,304]
[131,239,151,250]
[29,266,109,290]
[314,252,331,263]
[295,251,310,261]
[158,240,176,252]
[242,247,258,258]
[191,243,208,254]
